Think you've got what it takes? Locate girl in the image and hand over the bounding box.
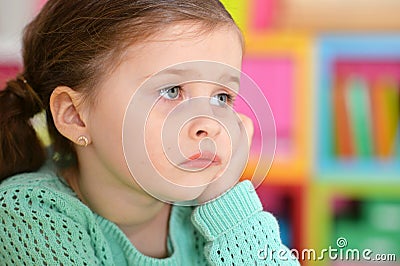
[0,0,300,265]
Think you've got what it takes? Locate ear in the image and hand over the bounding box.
[50,86,91,146]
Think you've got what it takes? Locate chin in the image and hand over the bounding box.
[152,182,208,204]
[167,172,218,187]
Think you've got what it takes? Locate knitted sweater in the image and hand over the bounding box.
[0,168,299,265]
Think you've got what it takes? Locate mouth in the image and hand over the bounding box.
[179,151,221,170]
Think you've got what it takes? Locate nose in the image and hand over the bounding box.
[187,116,221,140]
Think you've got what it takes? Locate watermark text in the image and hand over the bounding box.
[257,237,398,262]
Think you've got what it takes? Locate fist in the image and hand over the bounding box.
[196,113,254,204]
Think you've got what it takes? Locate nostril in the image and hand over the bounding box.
[196,130,207,137]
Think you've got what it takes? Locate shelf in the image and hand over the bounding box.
[257,183,306,250]
[306,181,400,266]
[240,33,313,182]
[316,35,400,182]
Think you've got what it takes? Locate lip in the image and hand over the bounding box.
[179,151,221,169]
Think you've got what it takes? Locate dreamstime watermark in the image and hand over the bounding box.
[257,237,398,262]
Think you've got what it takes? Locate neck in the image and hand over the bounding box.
[63,162,172,258]
[121,204,172,258]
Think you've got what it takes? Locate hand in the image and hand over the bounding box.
[196,113,254,204]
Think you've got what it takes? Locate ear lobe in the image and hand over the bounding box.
[50,86,89,144]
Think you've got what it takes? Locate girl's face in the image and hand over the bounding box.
[86,24,244,202]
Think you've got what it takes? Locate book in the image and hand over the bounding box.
[345,77,373,158]
[370,77,399,158]
[332,73,353,157]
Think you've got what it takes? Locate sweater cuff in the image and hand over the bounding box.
[191,180,263,241]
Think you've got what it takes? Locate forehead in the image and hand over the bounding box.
[121,23,243,82]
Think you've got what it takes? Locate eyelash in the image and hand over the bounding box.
[215,93,234,105]
[159,85,183,101]
[159,85,236,105]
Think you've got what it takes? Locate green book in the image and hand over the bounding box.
[345,77,373,158]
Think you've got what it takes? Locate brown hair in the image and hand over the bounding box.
[0,0,240,181]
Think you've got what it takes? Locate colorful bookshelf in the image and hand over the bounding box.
[316,35,400,181]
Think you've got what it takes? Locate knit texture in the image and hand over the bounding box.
[0,168,299,265]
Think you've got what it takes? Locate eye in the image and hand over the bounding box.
[159,86,182,100]
[210,93,233,107]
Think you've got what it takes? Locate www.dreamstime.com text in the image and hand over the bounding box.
[257,237,397,262]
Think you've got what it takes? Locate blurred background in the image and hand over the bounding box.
[1,0,399,265]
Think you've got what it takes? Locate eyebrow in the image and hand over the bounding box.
[143,68,241,87]
[143,68,189,80]
[219,73,240,87]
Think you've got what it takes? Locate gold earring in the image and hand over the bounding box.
[77,135,89,147]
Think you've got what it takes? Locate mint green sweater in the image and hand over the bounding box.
[0,168,299,265]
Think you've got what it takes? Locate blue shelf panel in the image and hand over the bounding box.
[315,34,400,181]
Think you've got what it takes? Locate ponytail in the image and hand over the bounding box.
[0,75,46,181]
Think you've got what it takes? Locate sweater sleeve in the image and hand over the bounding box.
[191,180,300,265]
[0,184,108,265]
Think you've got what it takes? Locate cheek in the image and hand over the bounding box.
[87,95,134,176]
[91,107,123,154]
[219,134,233,165]
[144,112,168,168]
